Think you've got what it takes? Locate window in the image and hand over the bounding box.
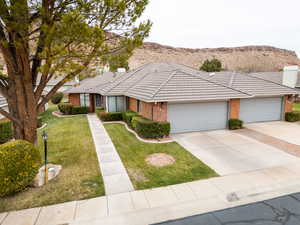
[108,96,125,112]
[95,94,102,107]
[80,94,90,107]
[137,100,140,112]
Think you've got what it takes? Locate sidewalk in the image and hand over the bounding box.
[87,114,134,195]
[1,162,300,225]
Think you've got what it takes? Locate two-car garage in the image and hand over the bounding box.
[168,97,284,134]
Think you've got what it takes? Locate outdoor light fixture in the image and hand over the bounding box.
[42,131,48,184]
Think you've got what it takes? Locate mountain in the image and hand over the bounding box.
[129,42,300,72]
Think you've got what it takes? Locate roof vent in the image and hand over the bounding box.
[283,65,298,88]
[209,72,216,76]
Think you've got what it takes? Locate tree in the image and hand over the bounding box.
[0,0,151,143]
[200,59,222,72]
[108,54,130,72]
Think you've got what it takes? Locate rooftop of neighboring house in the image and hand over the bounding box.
[67,62,299,102]
[0,95,7,107]
[65,72,123,94]
[36,75,77,86]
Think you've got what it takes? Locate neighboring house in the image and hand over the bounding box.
[36,75,77,93]
[0,95,8,120]
[67,62,298,133]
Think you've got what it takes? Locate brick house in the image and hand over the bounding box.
[66,62,299,133]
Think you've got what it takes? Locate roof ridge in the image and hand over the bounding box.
[151,70,178,99]
[101,62,152,95]
[181,70,253,97]
[246,73,298,92]
[228,72,237,87]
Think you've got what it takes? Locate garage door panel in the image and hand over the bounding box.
[168,102,228,133]
[240,97,282,123]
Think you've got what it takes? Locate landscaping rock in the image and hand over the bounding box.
[33,164,62,187]
[145,153,175,167]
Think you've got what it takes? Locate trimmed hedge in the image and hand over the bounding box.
[72,106,89,115]
[58,103,73,115]
[0,140,41,197]
[122,111,138,128]
[0,120,13,144]
[58,103,89,115]
[97,112,123,121]
[132,116,170,139]
[285,112,300,122]
[51,92,64,104]
[96,107,105,113]
[228,119,243,130]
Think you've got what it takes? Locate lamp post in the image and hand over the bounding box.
[42,131,48,185]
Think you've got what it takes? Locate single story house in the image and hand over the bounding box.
[67,62,299,133]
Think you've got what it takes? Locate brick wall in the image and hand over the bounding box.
[69,93,80,106]
[128,97,167,122]
[284,95,293,113]
[229,99,240,119]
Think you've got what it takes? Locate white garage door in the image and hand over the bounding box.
[240,97,283,123]
[168,102,228,133]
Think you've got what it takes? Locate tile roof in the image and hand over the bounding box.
[0,95,7,107]
[68,62,299,102]
[66,72,122,94]
[36,75,77,86]
[201,71,299,97]
[250,72,300,88]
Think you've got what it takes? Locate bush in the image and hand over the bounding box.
[0,120,13,144]
[37,117,43,128]
[0,140,41,197]
[200,59,222,72]
[132,117,170,139]
[97,112,123,121]
[58,103,73,115]
[228,119,243,130]
[51,92,64,104]
[72,106,89,115]
[285,112,300,122]
[96,107,105,113]
[122,111,138,128]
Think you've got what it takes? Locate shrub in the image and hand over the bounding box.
[0,120,13,144]
[96,107,105,113]
[228,119,243,130]
[97,112,123,121]
[51,92,64,104]
[37,117,43,128]
[122,111,138,128]
[133,117,170,139]
[0,140,41,197]
[200,59,222,72]
[285,112,300,122]
[58,103,73,115]
[72,106,89,115]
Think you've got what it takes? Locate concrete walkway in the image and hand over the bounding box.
[2,163,300,225]
[87,114,134,195]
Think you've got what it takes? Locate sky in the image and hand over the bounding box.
[139,0,300,57]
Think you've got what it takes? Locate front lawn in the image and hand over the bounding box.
[104,123,218,190]
[0,106,104,212]
[293,103,300,111]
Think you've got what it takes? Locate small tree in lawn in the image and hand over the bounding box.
[0,0,151,144]
[200,59,222,72]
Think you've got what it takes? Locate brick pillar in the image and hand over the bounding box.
[229,99,240,119]
[284,95,293,113]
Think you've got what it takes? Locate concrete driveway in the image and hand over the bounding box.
[172,130,300,176]
[245,121,300,146]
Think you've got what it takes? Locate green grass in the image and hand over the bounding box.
[293,103,300,112]
[0,105,104,212]
[104,123,218,190]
